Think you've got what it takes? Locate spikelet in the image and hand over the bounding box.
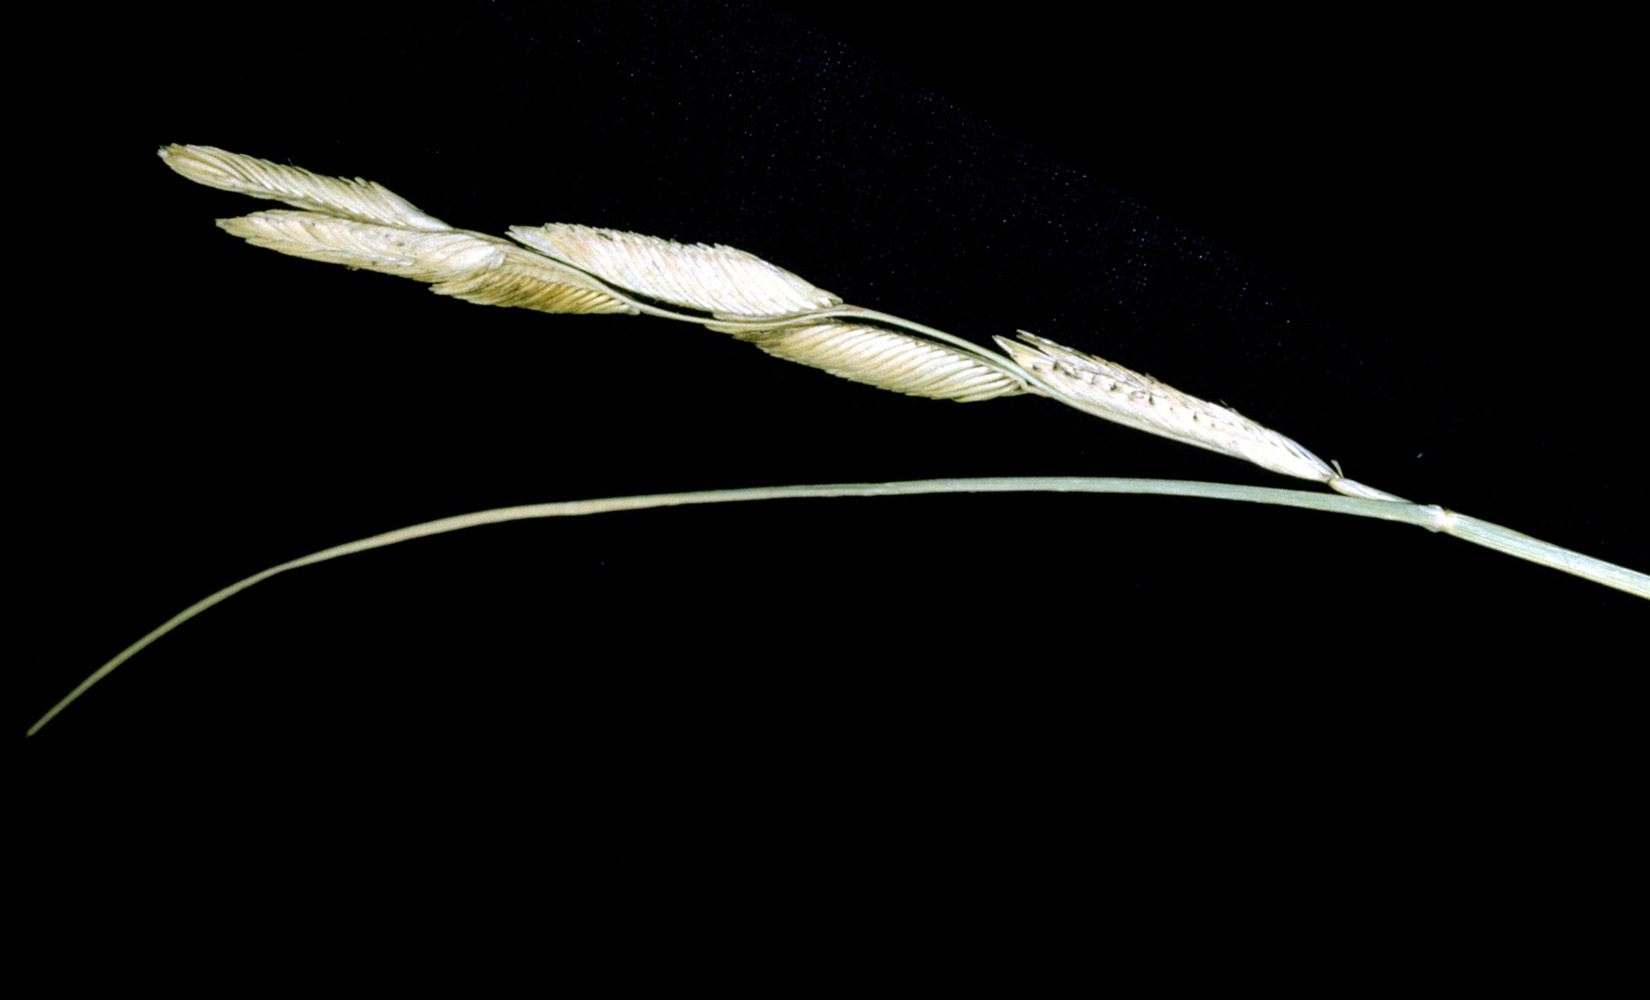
[161,144,451,230]
[164,145,1022,396]
[997,332,1336,483]
[510,223,840,317]
[737,323,1025,402]
[218,211,631,314]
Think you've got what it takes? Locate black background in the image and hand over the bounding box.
[12,1,1643,949]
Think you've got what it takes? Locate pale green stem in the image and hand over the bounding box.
[27,476,1646,737]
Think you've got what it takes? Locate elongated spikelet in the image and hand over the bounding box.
[429,268,632,315]
[218,211,498,280]
[160,144,451,230]
[739,323,1026,402]
[219,211,633,314]
[997,332,1336,482]
[510,223,840,317]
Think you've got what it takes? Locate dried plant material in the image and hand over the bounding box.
[24,142,1649,737]
[996,332,1338,484]
[219,211,631,315]
[428,267,632,315]
[509,223,841,317]
[737,322,1026,402]
[161,144,451,231]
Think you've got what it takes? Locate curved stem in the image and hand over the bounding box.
[27,476,1646,737]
